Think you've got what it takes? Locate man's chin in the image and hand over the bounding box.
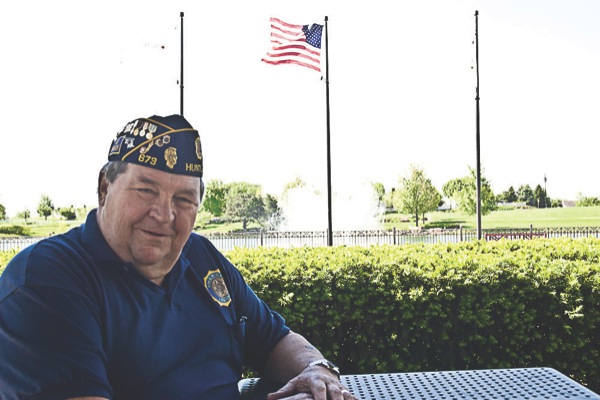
[131,247,170,267]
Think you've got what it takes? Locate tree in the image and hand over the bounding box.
[201,180,228,217]
[263,193,282,230]
[443,167,496,216]
[224,182,265,230]
[17,209,31,223]
[76,205,88,220]
[195,210,213,229]
[442,178,468,200]
[517,185,535,207]
[576,193,600,207]
[534,184,547,208]
[382,189,395,210]
[281,177,309,204]
[393,165,441,227]
[549,198,563,208]
[58,206,77,220]
[371,182,385,204]
[0,203,6,220]
[498,186,518,203]
[37,194,55,220]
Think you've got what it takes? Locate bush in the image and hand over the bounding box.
[0,225,31,236]
[58,207,77,221]
[577,196,600,207]
[226,238,600,391]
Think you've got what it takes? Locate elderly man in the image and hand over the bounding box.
[0,115,355,400]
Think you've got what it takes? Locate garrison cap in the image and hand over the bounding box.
[107,114,203,178]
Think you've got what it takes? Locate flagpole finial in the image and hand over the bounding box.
[325,16,328,21]
[180,11,184,17]
[475,10,478,16]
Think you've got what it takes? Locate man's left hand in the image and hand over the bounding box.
[266,366,357,400]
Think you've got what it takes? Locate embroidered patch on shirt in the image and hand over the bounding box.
[204,269,231,307]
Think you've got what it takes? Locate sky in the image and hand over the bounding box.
[1,0,599,219]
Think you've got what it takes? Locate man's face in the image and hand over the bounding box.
[97,163,200,283]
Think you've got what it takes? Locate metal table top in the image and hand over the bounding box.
[239,367,600,400]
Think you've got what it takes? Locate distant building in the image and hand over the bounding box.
[562,200,576,208]
[497,201,527,208]
[438,198,455,211]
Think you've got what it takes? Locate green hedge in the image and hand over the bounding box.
[0,225,30,236]
[1,238,599,391]
[226,238,600,392]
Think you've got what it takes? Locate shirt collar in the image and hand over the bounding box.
[81,208,123,264]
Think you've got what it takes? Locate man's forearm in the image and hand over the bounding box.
[261,331,327,383]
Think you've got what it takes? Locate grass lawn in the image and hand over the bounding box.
[196,220,262,234]
[0,218,81,237]
[424,206,600,229]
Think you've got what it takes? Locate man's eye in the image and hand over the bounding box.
[176,197,197,206]
[136,188,156,198]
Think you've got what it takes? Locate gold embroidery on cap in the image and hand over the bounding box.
[164,147,178,169]
[185,163,202,173]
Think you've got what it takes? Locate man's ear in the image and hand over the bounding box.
[98,172,109,207]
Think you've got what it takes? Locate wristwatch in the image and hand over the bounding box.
[307,359,341,379]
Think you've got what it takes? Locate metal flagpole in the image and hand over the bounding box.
[324,16,333,246]
[180,11,185,116]
[474,10,482,239]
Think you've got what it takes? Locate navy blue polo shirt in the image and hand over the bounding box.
[0,210,290,400]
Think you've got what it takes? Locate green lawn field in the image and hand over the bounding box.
[402,205,600,230]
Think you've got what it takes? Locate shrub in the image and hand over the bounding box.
[227,238,600,391]
[58,207,77,221]
[0,225,31,236]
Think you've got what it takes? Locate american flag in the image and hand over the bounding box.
[261,17,323,73]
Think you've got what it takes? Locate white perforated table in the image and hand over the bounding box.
[239,367,600,399]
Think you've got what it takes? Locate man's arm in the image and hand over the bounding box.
[262,332,356,400]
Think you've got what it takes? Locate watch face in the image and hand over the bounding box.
[325,361,339,370]
[309,359,340,377]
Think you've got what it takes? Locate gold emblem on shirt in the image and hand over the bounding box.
[204,269,231,307]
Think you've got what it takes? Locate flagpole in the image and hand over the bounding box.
[474,10,482,239]
[180,11,185,116]
[324,16,333,246]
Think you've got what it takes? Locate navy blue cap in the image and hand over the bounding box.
[107,114,203,178]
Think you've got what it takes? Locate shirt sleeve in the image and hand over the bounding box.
[0,247,111,400]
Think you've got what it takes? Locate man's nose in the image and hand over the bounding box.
[149,196,175,222]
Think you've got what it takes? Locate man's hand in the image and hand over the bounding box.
[266,366,357,400]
